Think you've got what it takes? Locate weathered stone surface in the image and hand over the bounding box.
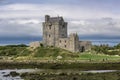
[30,15,91,52]
[42,15,91,52]
[29,41,40,48]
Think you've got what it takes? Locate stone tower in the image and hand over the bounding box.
[68,33,79,52]
[42,15,68,47]
[30,15,91,52]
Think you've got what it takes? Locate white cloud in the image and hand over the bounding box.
[8,19,41,24]
[0,3,120,19]
[71,20,89,26]
[0,19,42,37]
[0,17,120,38]
[68,18,120,37]
[0,3,120,38]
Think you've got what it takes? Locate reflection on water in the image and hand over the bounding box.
[82,70,118,73]
[0,69,36,80]
[0,69,119,80]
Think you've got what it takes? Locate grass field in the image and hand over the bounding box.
[0,46,120,62]
[78,53,120,61]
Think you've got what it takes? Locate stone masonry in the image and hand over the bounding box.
[30,15,92,52]
[42,15,91,52]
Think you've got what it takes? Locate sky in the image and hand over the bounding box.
[0,0,120,42]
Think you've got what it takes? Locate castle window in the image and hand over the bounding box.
[49,26,51,29]
[62,34,64,37]
[62,25,65,29]
[65,40,66,43]
[48,23,52,29]
[49,34,51,37]
[60,40,61,43]
[65,45,66,48]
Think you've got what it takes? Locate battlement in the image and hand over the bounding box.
[42,15,91,52]
[45,15,64,23]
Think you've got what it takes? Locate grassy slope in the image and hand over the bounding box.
[0,46,30,56]
[0,46,120,62]
[78,53,120,61]
[16,47,79,60]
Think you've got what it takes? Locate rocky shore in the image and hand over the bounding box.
[0,60,120,70]
[20,71,120,80]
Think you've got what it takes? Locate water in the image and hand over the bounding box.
[80,39,120,46]
[0,39,120,47]
[91,39,120,46]
[0,69,36,80]
[82,70,118,73]
[0,69,118,80]
[0,40,30,46]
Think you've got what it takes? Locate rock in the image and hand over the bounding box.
[9,71,20,77]
[56,56,62,60]
[1,72,5,74]
[3,74,10,77]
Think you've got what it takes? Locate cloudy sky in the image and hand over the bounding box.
[0,0,120,41]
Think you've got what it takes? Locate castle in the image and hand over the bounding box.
[30,15,91,52]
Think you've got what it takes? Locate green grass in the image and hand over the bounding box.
[0,46,120,62]
[33,47,79,59]
[31,47,120,61]
[78,53,120,61]
[34,47,60,57]
[0,46,31,57]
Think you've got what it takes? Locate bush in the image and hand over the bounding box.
[0,46,30,56]
[6,44,28,47]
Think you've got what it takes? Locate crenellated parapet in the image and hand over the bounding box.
[30,15,92,52]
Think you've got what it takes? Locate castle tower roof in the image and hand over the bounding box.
[45,15,64,22]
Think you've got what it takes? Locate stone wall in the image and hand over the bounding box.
[79,41,92,52]
[29,41,40,48]
[58,38,69,50]
[42,15,68,47]
[41,15,92,52]
[68,33,79,52]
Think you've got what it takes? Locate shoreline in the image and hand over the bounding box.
[0,60,120,70]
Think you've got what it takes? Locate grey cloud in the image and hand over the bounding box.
[0,4,120,19]
[0,19,42,37]
[0,3,120,39]
[0,0,10,5]
[68,18,120,37]
[0,17,120,39]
